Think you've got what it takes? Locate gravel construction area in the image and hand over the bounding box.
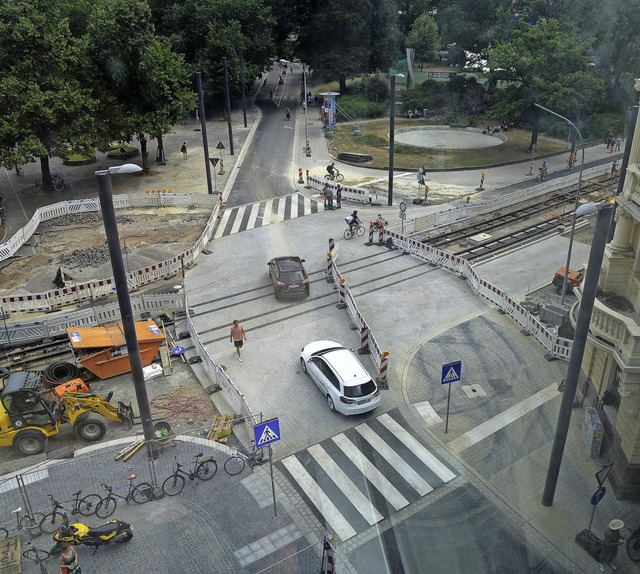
[0,207,211,295]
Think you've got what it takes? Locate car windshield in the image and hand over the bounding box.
[280,270,305,282]
[343,379,376,398]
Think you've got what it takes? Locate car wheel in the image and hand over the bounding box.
[327,395,335,412]
[300,357,307,373]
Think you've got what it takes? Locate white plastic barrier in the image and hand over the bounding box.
[384,227,571,360]
[1,194,218,314]
[307,175,372,204]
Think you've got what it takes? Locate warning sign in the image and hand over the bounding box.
[254,418,281,447]
[441,361,462,385]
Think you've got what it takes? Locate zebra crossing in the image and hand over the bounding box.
[214,192,321,238]
[278,410,456,541]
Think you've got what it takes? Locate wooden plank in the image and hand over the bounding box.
[207,414,236,442]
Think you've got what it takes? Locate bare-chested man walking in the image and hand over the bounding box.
[230,319,247,361]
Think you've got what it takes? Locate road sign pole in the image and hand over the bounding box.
[587,504,597,532]
[269,444,277,517]
[445,383,452,434]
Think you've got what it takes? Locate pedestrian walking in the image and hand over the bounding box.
[612,160,619,175]
[322,183,329,209]
[615,136,622,151]
[336,184,342,208]
[599,519,624,572]
[230,319,247,362]
[59,542,81,574]
[326,186,335,210]
[180,142,187,159]
[609,141,615,153]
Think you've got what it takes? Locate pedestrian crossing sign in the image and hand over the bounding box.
[441,361,462,385]
[254,418,281,447]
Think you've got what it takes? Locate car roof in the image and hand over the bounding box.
[306,342,371,386]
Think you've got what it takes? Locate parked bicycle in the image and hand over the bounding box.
[95,472,154,518]
[162,452,217,496]
[343,224,366,240]
[40,491,102,534]
[224,443,266,475]
[32,175,65,193]
[0,507,45,540]
[22,534,51,574]
[626,521,640,561]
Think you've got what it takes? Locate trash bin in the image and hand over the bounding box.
[423,109,429,118]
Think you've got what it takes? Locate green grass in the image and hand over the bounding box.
[326,119,568,170]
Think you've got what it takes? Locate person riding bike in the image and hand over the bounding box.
[286,107,290,120]
[539,160,548,178]
[327,162,337,178]
[345,210,361,234]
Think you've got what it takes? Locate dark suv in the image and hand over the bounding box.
[267,257,310,299]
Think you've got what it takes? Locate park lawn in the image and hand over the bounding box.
[326,119,569,170]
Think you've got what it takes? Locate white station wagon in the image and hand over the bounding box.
[300,340,381,415]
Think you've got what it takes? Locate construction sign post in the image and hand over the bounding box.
[254,417,281,516]
[441,361,462,433]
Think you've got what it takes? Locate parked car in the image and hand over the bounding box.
[268,256,310,299]
[300,341,380,415]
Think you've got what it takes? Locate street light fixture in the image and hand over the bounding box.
[542,201,614,506]
[388,73,405,207]
[535,103,585,307]
[96,164,157,453]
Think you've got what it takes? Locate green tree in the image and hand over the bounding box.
[85,0,195,171]
[162,0,276,105]
[437,0,497,52]
[487,18,605,149]
[0,0,98,188]
[397,0,433,33]
[406,14,440,67]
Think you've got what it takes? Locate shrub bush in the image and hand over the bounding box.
[346,76,390,101]
[338,95,388,119]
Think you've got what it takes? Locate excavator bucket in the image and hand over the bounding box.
[118,402,134,429]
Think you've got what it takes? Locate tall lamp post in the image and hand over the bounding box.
[96,164,156,453]
[535,103,586,306]
[388,73,405,207]
[287,60,310,155]
[542,201,614,506]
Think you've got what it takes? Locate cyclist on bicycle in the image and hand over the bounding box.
[539,160,548,178]
[327,162,337,178]
[345,210,361,234]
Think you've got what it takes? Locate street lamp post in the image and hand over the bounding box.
[388,73,405,207]
[542,201,614,506]
[96,164,157,454]
[287,61,310,155]
[535,103,585,307]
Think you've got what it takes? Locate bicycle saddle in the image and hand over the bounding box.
[126,473,137,481]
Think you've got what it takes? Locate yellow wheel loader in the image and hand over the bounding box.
[0,371,134,456]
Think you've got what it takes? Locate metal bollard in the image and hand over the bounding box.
[328,237,335,255]
[298,168,304,184]
[325,252,334,283]
[357,326,370,355]
[377,350,389,390]
[365,223,375,246]
[377,223,385,245]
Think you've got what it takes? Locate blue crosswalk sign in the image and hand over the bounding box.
[254,418,281,447]
[441,361,462,385]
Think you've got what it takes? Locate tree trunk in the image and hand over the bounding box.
[39,155,53,191]
[140,138,149,173]
[528,105,539,152]
[338,74,347,94]
[155,134,166,165]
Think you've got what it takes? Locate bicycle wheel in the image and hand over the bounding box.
[195,460,217,481]
[22,547,51,562]
[95,496,117,519]
[335,173,344,182]
[343,229,353,240]
[162,474,185,496]
[224,455,246,476]
[356,225,365,237]
[39,511,65,534]
[19,512,45,532]
[131,482,154,504]
[78,493,102,516]
[0,528,8,540]
[53,180,64,192]
[627,532,640,562]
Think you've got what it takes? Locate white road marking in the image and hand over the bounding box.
[355,424,433,496]
[282,456,356,540]
[308,444,384,526]
[332,433,409,511]
[414,401,443,426]
[447,383,560,454]
[377,413,456,483]
[213,209,232,239]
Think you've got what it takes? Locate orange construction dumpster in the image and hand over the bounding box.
[66,320,165,380]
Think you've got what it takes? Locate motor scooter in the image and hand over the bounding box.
[52,516,133,555]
